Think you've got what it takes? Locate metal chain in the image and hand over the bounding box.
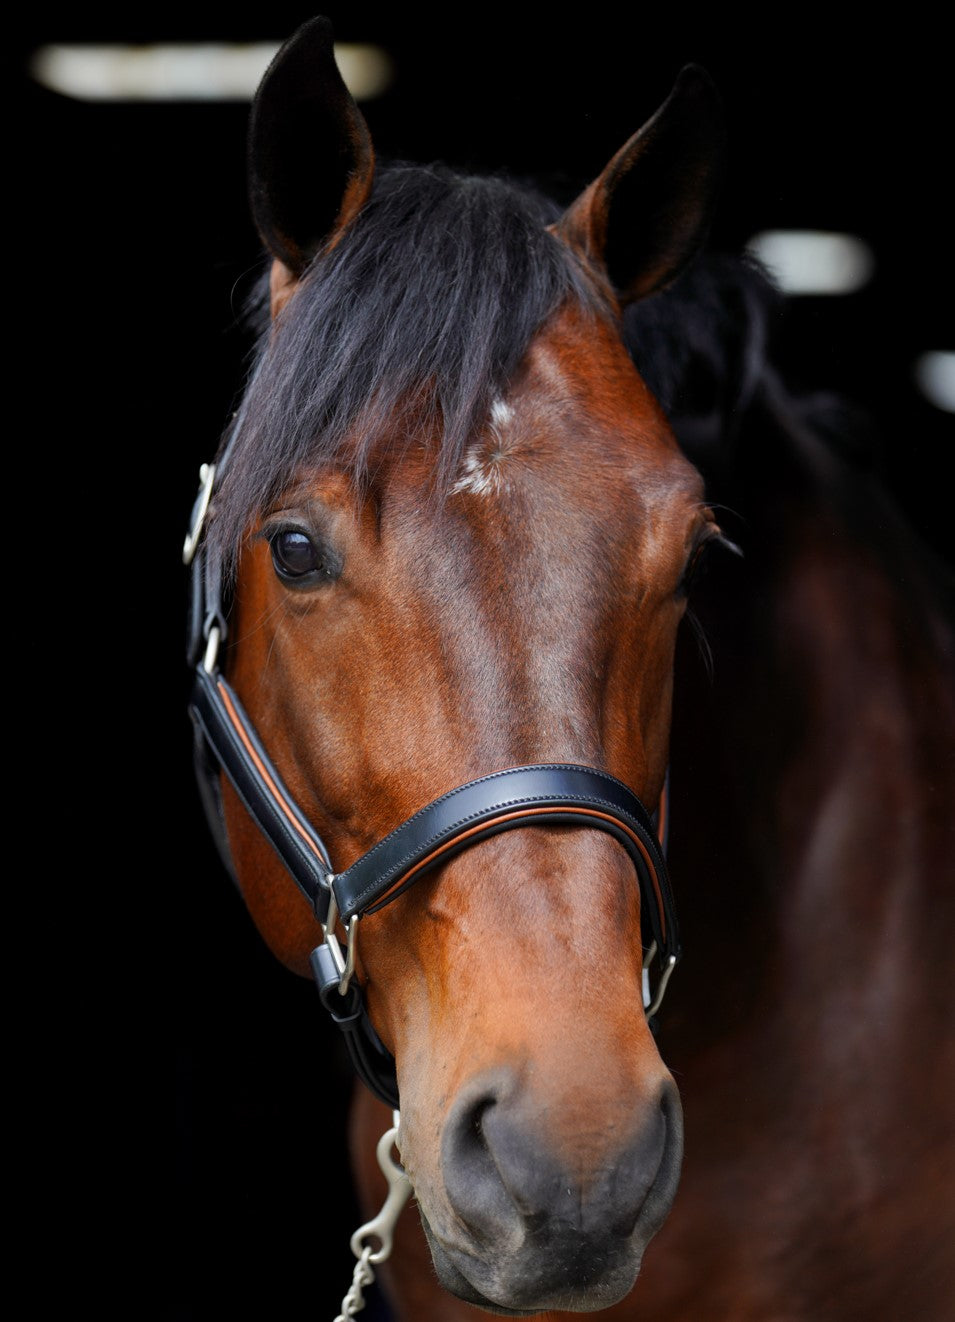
[333,1245,376,1321]
[333,1114,411,1322]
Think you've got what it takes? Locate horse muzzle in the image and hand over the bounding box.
[410,1068,684,1314]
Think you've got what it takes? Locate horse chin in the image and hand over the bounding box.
[418,1212,646,1315]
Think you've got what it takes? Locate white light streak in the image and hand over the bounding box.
[747,229,875,295]
[28,42,394,102]
[914,352,955,413]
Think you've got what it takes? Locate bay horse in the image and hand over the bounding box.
[185,16,955,1321]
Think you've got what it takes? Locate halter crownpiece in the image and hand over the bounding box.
[186,446,681,1108]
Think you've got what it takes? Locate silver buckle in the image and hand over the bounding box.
[323,885,359,996]
[642,941,677,1019]
[202,624,222,675]
[183,461,216,565]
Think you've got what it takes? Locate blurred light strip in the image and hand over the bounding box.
[914,352,955,413]
[747,230,875,295]
[29,42,394,102]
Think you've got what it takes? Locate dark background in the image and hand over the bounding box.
[18,6,950,1318]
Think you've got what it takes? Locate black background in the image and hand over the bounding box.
[18,6,951,1318]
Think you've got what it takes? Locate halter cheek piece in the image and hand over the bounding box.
[185,444,681,1110]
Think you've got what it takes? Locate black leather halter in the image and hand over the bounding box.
[185,437,681,1108]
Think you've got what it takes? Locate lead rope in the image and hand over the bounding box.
[334,1112,412,1322]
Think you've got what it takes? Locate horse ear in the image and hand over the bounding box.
[248,17,375,290]
[557,66,723,304]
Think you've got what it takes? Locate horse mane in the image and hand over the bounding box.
[633,254,955,620]
[622,252,787,470]
[210,159,900,579]
[626,254,893,486]
[210,162,605,566]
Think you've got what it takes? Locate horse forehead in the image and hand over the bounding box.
[449,312,703,510]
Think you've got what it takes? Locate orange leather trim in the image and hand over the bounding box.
[656,783,668,850]
[375,805,667,937]
[218,682,326,862]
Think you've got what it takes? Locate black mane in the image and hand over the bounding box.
[623,253,782,465]
[210,162,604,563]
[209,158,848,571]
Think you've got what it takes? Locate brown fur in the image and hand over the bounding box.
[211,21,954,1317]
[223,298,710,1313]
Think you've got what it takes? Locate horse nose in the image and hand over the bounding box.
[440,1068,683,1253]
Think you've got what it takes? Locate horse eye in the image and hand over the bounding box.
[268,529,323,580]
[679,530,742,597]
[678,542,710,597]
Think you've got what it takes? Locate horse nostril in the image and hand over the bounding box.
[441,1071,684,1254]
[442,1077,522,1246]
[458,1093,495,1172]
[615,1077,683,1239]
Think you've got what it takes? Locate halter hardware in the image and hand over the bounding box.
[642,941,677,1019]
[332,1112,411,1322]
[182,461,216,566]
[202,623,221,675]
[322,886,359,996]
[186,440,682,1109]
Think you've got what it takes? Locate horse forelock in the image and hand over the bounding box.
[209,162,608,570]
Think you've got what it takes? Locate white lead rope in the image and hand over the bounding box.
[334,1113,412,1322]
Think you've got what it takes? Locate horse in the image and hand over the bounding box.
[185,16,955,1321]
[624,260,955,1320]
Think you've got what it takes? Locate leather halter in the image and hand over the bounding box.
[185,432,681,1108]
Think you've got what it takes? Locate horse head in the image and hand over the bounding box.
[193,17,725,1314]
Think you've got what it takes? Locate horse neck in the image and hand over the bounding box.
[668,381,955,1045]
